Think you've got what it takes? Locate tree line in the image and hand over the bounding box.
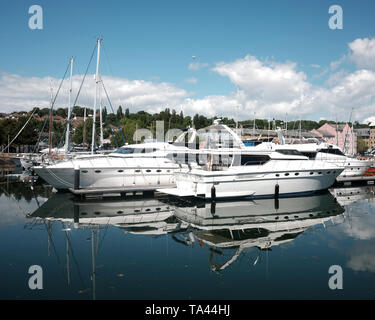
[0,105,366,149]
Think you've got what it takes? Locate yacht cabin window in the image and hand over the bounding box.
[318,148,345,156]
[275,149,304,156]
[116,147,158,154]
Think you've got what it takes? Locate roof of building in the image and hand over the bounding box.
[316,129,335,138]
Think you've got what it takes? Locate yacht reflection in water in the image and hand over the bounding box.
[170,193,345,272]
[29,193,188,235]
[28,191,345,287]
[330,186,375,207]
[28,194,189,300]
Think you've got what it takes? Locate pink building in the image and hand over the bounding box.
[311,123,357,155]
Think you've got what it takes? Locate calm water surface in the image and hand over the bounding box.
[1,169,375,300]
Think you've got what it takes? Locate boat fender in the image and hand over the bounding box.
[74,164,80,190]
[210,201,216,215]
[275,184,279,198]
[211,185,216,200]
[274,197,279,210]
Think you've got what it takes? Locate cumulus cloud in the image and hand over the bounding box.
[213,55,309,103]
[0,72,189,114]
[363,116,375,126]
[211,55,317,118]
[349,37,375,70]
[330,55,347,71]
[2,37,375,122]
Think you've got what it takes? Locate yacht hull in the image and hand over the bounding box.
[160,161,344,199]
[33,156,181,191]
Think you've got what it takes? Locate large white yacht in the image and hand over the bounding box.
[159,122,345,199]
[287,141,372,178]
[33,138,197,191]
[265,130,373,178]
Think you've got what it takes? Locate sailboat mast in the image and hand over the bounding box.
[64,57,74,153]
[48,84,54,155]
[253,112,255,136]
[83,107,87,147]
[91,38,102,154]
[285,113,288,140]
[99,83,104,148]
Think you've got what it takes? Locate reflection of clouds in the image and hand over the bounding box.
[339,216,375,240]
[335,201,375,240]
[0,195,46,227]
[347,241,375,273]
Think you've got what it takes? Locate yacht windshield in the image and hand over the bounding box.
[275,149,304,156]
[116,147,158,154]
[239,154,270,166]
[196,124,243,149]
[318,148,345,156]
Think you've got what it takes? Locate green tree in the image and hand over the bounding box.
[117,106,124,119]
[357,136,368,154]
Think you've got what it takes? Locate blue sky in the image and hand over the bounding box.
[1,0,375,123]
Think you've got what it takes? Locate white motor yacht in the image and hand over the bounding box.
[159,121,345,199]
[33,139,197,191]
[287,142,373,178]
[262,131,374,178]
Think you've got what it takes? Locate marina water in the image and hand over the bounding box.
[1,172,375,299]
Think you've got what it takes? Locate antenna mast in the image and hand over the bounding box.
[64,57,74,153]
[91,37,102,154]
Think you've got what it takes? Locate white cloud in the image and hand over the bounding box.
[188,62,209,71]
[349,37,375,70]
[185,77,198,84]
[211,55,316,118]
[363,116,375,126]
[213,55,310,104]
[330,55,347,71]
[0,72,189,114]
[3,38,375,123]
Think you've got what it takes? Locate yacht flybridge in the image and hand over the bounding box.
[158,121,344,199]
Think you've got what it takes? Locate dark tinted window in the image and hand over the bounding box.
[240,155,270,166]
[318,148,345,156]
[116,147,135,154]
[301,152,317,159]
[116,147,157,154]
[276,149,304,156]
